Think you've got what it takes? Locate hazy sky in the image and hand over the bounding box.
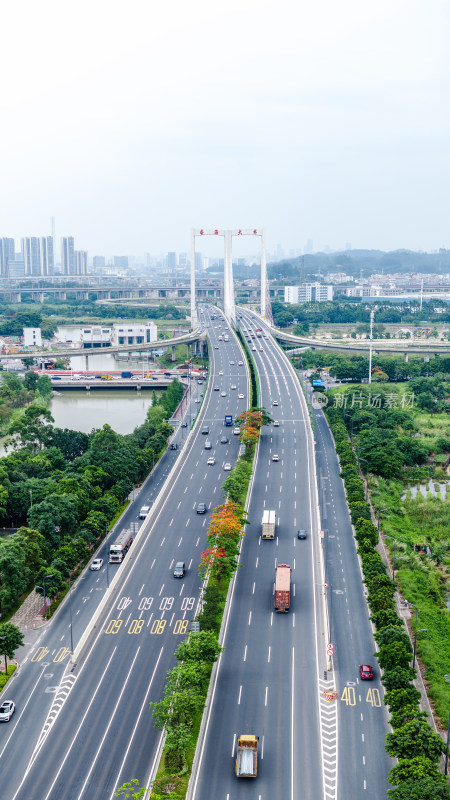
[2,0,449,258]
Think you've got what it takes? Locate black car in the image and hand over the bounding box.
[196,503,207,514]
[297,530,307,540]
[170,442,177,450]
[181,421,187,427]
[220,436,229,444]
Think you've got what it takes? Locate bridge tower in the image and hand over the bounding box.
[191,227,267,328]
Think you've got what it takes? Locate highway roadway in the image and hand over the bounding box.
[191,309,330,800]
[0,307,248,799]
[190,308,392,800]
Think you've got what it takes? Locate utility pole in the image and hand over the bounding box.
[368,309,375,384]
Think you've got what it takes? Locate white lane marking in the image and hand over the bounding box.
[265,686,268,706]
[160,537,165,546]
[268,646,271,663]
[73,647,140,800]
[195,537,200,546]
[243,645,247,662]
[238,686,242,705]
[159,584,164,596]
[248,611,252,625]
[110,649,164,800]
[151,559,155,569]
[169,519,173,527]
[178,537,182,547]
[252,582,255,594]
[231,734,236,757]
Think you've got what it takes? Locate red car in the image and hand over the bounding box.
[359,664,374,681]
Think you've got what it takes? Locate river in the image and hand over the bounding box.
[49,389,160,435]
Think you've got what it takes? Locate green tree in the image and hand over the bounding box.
[175,630,223,665]
[375,625,412,651]
[371,609,403,630]
[0,621,24,670]
[387,777,450,800]
[388,756,443,785]
[368,586,396,613]
[390,705,429,729]
[377,642,413,671]
[386,719,445,761]
[384,686,421,713]
[382,666,417,692]
[0,535,29,614]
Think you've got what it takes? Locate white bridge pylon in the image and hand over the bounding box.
[190,228,268,328]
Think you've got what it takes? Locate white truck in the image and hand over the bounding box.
[109,530,133,563]
[261,509,276,540]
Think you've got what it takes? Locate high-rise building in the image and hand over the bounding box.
[75,250,88,275]
[93,256,106,269]
[22,237,41,276]
[304,238,314,254]
[0,238,15,277]
[61,237,75,275]
[40,237,54,276]
[167,252,177,269]
[114,256,128,270]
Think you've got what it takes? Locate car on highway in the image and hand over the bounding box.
[195,398,201,403]
[173,561,185,578]
[223,463,231,471]
[221,391,227,397]
[238,360,243,365]
[220,436,229,444]
[139,505,151,519]
[214,387,219,391]
[238,393,244,399]
[202,425,209,435]
[260,347,263,351]
[274,420,279,426]
[0,701,15,722]
[181,421,187,427]
[214,345,219,349]
[272,454,279,462]
[207,456,215,465]
[297,530,307,540]
[252,346,257,351]
[170,442,177,450]
[230,360,235,365]
[219,370,224,375]
[90,558,104,570]
[359,664,374,680]
[196,503,207,514]
[233,427,240,435]
[272,400,279,406]
[230,384,236,390]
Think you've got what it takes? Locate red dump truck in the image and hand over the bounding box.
[274,563,291,612]
[235,734,259,777]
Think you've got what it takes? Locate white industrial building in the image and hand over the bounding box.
[111,321,157,346]
[284,283,334,304]
[23,327,42,347]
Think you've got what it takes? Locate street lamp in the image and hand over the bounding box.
[36,574,54,621]
[357,453,369,500]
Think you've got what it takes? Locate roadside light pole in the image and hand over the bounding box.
[405,602,419,669]
[36,574,54,621]
[368,309,375,384]
[68,578,74,654]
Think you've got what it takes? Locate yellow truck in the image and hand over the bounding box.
[235,734,259,778]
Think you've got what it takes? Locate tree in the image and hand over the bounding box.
[388,756,443,785]
[175,630,223,665]
[387,777,450,800]
[7,406,54,453]
[382,666,417,692]
[390,705,429,729]
[384,686,421,713]
[377,642,413,671]
[375,625,412,652]
[368,586,396,613]
[386,719,445,761]
[0,621,24,670]
[371,609,403,630]
[0,535,29,615]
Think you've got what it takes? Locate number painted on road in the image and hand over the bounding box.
[173,619,189,635]
[105,619,123,634]
[31,647,50,662]
[181,597,195,611]
[53,648,71,662]
[150,619,167,634]
[366,688,381,707]
[159,597,174,611]
[117,596,132,610]
[340,686,356,706]
[128,619,145,634]
[138,597,154,611]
